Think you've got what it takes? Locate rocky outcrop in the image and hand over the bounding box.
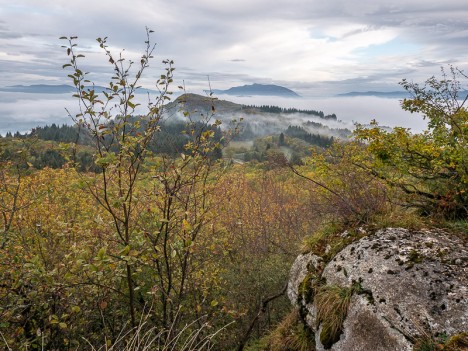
[287,252,323,304]
[288,228,468,351]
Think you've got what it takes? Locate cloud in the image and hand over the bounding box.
[0,0,467,95]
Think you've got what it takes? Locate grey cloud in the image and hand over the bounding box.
[177,70,269,86]
[0,0,467,95]
[0,31,22,39]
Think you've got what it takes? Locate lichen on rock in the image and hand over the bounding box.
[288,228,468,351]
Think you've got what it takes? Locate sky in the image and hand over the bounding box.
[1,0,468,96]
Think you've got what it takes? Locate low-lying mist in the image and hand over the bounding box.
[0,91,426,136]
[222,95,426,132]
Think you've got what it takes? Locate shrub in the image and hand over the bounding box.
[355,66,468,219]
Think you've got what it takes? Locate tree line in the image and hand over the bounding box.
[244,105,337,120]
[284,126,334,148]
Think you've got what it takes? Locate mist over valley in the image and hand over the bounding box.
[0,86,425,137]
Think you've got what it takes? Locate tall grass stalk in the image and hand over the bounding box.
[84,308,232,351]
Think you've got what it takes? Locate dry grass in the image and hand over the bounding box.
[301,221,367,263]
[445,332,468,351]
[266,309,315,351]
[85,315,228,351]
[367,209,427,232]
[315,285,355,349]
[0,310,230,351]
[413,332,468,351]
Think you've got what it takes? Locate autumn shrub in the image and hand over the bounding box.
[0,168,112,349]
[0,30,236,350]
[210,168,317,349]
[354,66,468,219]
[292,142,390,226]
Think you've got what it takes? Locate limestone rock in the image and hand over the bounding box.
[289,228,468,351]
[314,295,412,351]
[287,252,323,304]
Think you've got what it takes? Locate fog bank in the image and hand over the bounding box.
[0,92,426,136]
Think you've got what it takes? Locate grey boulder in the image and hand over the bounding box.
[288,228,467,351]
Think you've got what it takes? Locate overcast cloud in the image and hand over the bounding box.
[0,0,467,95]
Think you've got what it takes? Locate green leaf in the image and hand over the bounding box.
[120,245,131,256]
[97,247,106,260]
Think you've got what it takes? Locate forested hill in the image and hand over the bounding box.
[166,93,336,120]
[165,93,245,115]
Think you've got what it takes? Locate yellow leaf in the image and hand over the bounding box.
[182,219,192,231]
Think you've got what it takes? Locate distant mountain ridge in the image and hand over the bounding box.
[1,83,300,97]
[336,91,410,98]
[337,90,468,99]
[0,84,157,94]
[212,83,300,97]
[0,84,76,94]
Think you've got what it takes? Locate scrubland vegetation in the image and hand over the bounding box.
[0,32,466,350]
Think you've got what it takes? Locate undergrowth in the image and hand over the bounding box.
[413,331,468,351]
[301,221,362,263]
[302,207,430,263]
[0,310,227,351]
[243,309,315,351]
